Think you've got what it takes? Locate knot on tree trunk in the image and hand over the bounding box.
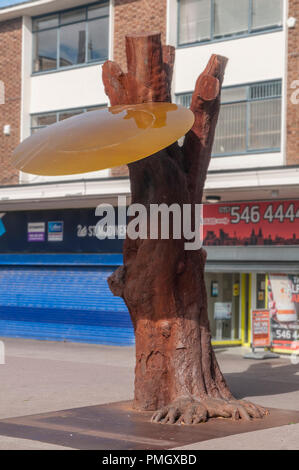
[107,265,126,297]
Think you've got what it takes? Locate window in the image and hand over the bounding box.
[32,2,109,73]
[179,0,211,45]
[31,105,106,134]
[178,0,283,46]
[214,0,249,37]
[176,80,282,156]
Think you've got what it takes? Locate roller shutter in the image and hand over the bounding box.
[0,264,134,346]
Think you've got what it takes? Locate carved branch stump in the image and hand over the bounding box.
[102,33,268,424]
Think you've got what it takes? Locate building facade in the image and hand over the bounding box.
[0,0,298,350]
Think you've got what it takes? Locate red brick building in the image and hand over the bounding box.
[287,0,299,164]
[0,17,22,184]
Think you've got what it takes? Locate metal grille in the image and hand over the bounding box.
[176,80,282,155]
[213,102,247,155]
[250,81,282,100]
[249,98,282,150]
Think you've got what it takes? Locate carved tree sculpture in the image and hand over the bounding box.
[103,33,267,424]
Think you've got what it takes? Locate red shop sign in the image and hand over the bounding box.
[203,200,299,246]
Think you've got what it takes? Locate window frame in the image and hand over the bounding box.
[177,0,283,48]
[30,104,107,134]
[175,79,282,157]
[32,1,109,75]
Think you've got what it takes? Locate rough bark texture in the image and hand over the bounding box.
[102,33,268,424]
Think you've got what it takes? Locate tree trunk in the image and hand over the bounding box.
[102,33,267,424]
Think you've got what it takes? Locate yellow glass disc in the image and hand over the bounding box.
[12,102,194,176]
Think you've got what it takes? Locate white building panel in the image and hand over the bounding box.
[174,31,284,93]
[30,64,107,115]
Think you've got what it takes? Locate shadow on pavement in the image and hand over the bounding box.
[225,359,299,399]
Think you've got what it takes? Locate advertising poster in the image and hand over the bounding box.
[48,221,64,242]
[203,200,299,246]
[27,222,46,242]
[252,310,271,348]
[214,302,232,320]
[268,274,299,351]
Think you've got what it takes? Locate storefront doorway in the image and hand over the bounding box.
[206,272,241,344]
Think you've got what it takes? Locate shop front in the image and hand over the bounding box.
[0,199,298,350]
[203,199,299,354]
[0,207,134,346]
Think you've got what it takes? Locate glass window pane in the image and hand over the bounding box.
[60,22,86,67]
[58,110,83,121]
[60,8,86,25]
[214,0,249,37]
[249,98,281,150]
[256,274,266,309]
[213,102,247,154]
[176,93,192,107]
[31,114,57,127]
[252,0,283,30]
[221,86,247,103]
[88,17,109,61]
[88,3,109,19]
[33,29,57,72]
[32,15,58,31]
[206,273,241,341]
[179,0,211,45]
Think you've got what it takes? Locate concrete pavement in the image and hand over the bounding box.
[0,337,298,449]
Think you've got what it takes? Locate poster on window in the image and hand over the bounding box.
[268,274,299,351]
[214,302,232,320]
[203,200,299,246]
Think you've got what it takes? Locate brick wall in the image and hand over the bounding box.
[286,0,299,165]
[111,0,167,177]
[113,0,167,69]
[0,18,22,185]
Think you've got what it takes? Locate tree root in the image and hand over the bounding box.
[151,397,268,425]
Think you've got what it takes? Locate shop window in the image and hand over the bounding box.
[206,272,241,341]
[30,105,106,134]
[32,2,109,73]
[176,80,282,156]
[178,0,283,46]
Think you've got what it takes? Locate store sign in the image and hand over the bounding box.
[268,274,299,351]
[27,222,45,242]
[214,302,232,320]
[203,200,299,246]
[48,221,64,242]
[0,209,124,253]
[252,309,271,348]
[0,201,298,253]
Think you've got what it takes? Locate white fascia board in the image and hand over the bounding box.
[0,167,298,207]
[205,166,299,190]
[0,0,94,20]
[0,177,131,204]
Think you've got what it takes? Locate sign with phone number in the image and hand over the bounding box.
[203,200,299,246]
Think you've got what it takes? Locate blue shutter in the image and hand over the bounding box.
[0,266,134,346]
